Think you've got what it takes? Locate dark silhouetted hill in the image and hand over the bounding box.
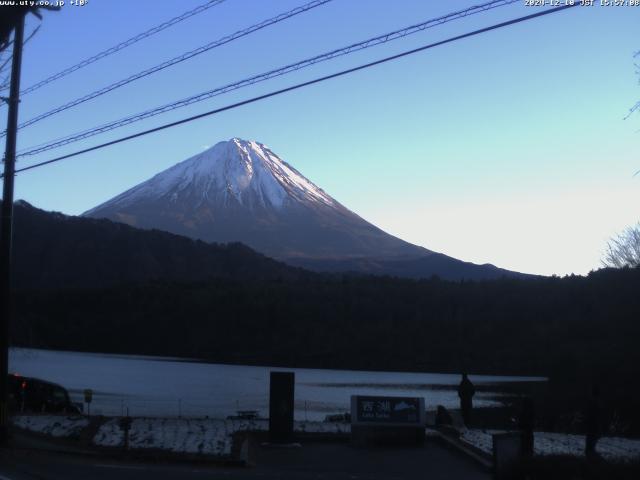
[9,200,306,289]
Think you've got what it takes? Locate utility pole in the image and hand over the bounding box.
[0,12,25,447]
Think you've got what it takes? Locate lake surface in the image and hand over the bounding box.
[9,348,545,420]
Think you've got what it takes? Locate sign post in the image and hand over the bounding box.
[351,395,426,446]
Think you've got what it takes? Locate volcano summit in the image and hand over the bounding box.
[84,138,523,280]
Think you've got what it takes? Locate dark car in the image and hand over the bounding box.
[8,374,81,414]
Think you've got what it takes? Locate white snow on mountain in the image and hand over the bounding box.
[85,138,334,215]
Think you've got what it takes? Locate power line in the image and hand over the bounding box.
[0,22,41,91]
[0,38,14,54]
[2,0,227,96]
[5,0,333,135]
[0,53,13,77]
[16,0,520,157]
[624,51,640,119]
[22,24,41,45]
[9,4,578,177]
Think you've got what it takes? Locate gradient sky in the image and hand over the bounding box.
[3,0,639,276]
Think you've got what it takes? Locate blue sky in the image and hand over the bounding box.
[3,0,639,276]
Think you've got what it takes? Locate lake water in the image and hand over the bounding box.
[9,348,544,420]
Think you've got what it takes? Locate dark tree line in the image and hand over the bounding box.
[10,266,640,432]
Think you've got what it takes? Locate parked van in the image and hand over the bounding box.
[8,373,81,414]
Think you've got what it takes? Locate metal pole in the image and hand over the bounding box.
[0,14,25,447]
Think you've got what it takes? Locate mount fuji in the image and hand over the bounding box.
[84,138,524,280]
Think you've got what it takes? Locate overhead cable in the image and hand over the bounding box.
[16,0,519,156]
[7,0,334,135]
[10,4,579,176]
[6,0,228,96]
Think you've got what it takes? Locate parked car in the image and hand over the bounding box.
[8,373,81,414]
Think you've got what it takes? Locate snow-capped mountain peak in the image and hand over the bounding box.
[86,138,334,214]
[84,137,429,260]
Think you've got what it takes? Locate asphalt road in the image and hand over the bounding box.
[0,441,491,480]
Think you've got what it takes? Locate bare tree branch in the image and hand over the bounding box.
[626,51,640,120]
[603,223,640,268]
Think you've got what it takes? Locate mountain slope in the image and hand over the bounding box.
[84,138,527,280]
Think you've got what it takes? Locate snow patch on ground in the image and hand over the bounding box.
[92,418,351,456]
[461,429,640,462]
[124,418,233,456]
[92,418,124,447]
[11,415,88,438]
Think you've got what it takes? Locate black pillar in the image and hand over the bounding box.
[269,371,294,443]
